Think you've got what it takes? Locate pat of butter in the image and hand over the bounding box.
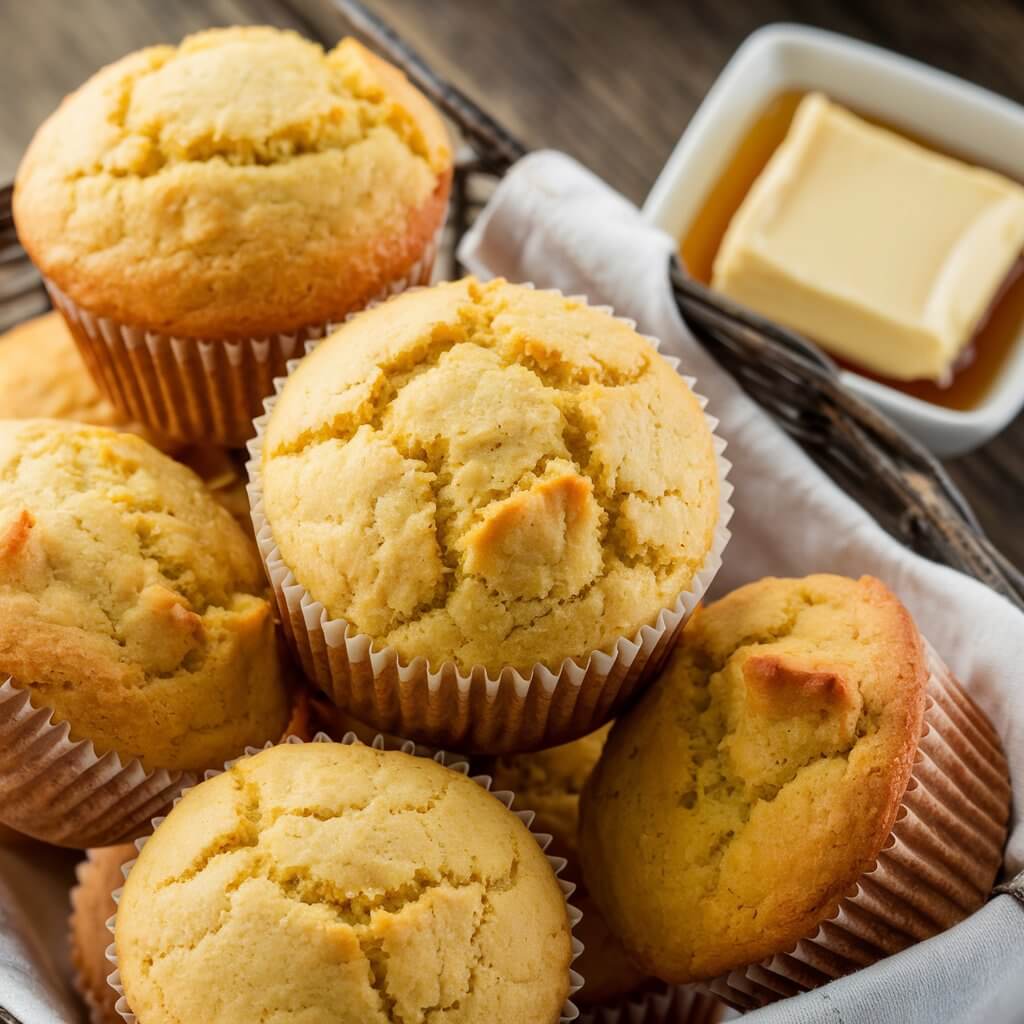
[712,92,1024,382]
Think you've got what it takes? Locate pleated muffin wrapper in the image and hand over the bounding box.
[105,732,585,1023]
[0,676,194,849]
[700,639,1011,1012]
[70,847,136,1024]
[581,981,722,1024]
[44,230,440,448]
[245,293,734,753]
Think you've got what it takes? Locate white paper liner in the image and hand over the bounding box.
[105,732,585,1022]
[581,981,722,1024]
[45,233,440,448]
[245,287,734,753]
[702,640,1010,1011]
[0,677,192,849]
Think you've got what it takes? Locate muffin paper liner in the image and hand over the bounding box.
[581,982,722,1024]
[703,640,1011,1011]
[0,676,192,849]
[104,732,585,1022]
[245,291,733,753]
[70,848,134,1024]
[44,234,439,448]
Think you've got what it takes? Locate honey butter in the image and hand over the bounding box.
[712,92,1024,382]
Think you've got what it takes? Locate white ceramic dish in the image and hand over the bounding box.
[643,23,1024,458]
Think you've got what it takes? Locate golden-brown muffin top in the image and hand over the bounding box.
[70,844,136,1024]
[0,312,131,429]
[491,726,648,1006]
[579,574,928,983]
[14,28,451,337]
[262,277,720,675]
[116,742,572,1024]
[0,419,288,771]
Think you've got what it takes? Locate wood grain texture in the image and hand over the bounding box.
[0,0,1021,565]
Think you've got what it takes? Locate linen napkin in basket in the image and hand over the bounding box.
[459,151,1024,1024]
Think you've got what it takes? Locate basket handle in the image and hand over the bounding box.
[328,0,527,173]
[671,264,1024,611]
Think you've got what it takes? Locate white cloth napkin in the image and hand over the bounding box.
[459,150,1024,1023]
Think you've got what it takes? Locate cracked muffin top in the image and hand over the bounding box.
[579,574,928,982]
[0,419,288,772]
[491,726,648,1006]
[115,741,573,1024]
[261,277,720,675]
[14,27,452,338]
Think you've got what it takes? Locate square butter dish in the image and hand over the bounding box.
[644,23,1024,457]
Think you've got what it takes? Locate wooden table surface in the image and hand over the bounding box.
[1,0,1021,566]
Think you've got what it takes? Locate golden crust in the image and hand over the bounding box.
[115,742,572,1024]
[0,419,289,772]
[0,313,148,434]
[491,726,648,1005]
[70,845,136,1024]
[579,574,928,982]
[262,277,720,674]
[14,29,451,338]
[742,652,858,718]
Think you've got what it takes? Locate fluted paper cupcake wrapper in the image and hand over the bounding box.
[0,677,193,849]
[704,640,1011,1012]
[45,235,439,448]
[582,981,722,1024]
[70,849,132,1024]
[104,732,585,1022]
[245,289,733,753]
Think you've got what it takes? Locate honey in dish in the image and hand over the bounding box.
[681,90,1024,412]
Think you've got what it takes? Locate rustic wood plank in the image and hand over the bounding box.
[0,0,1021,566]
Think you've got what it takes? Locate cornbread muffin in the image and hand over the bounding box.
[0,312,134,429]
[579,575,930,982]
[0,312,253,525]
[14,27,451,340]
[70,709,316,1019]
[491,726,648,1006]
[115,742,572,1023]
[0,419,288,772]
[71,845,136,1024]
[175,445,250,533]
[262,277,720,675]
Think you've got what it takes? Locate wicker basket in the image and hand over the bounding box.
[0,2,1021,1021]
